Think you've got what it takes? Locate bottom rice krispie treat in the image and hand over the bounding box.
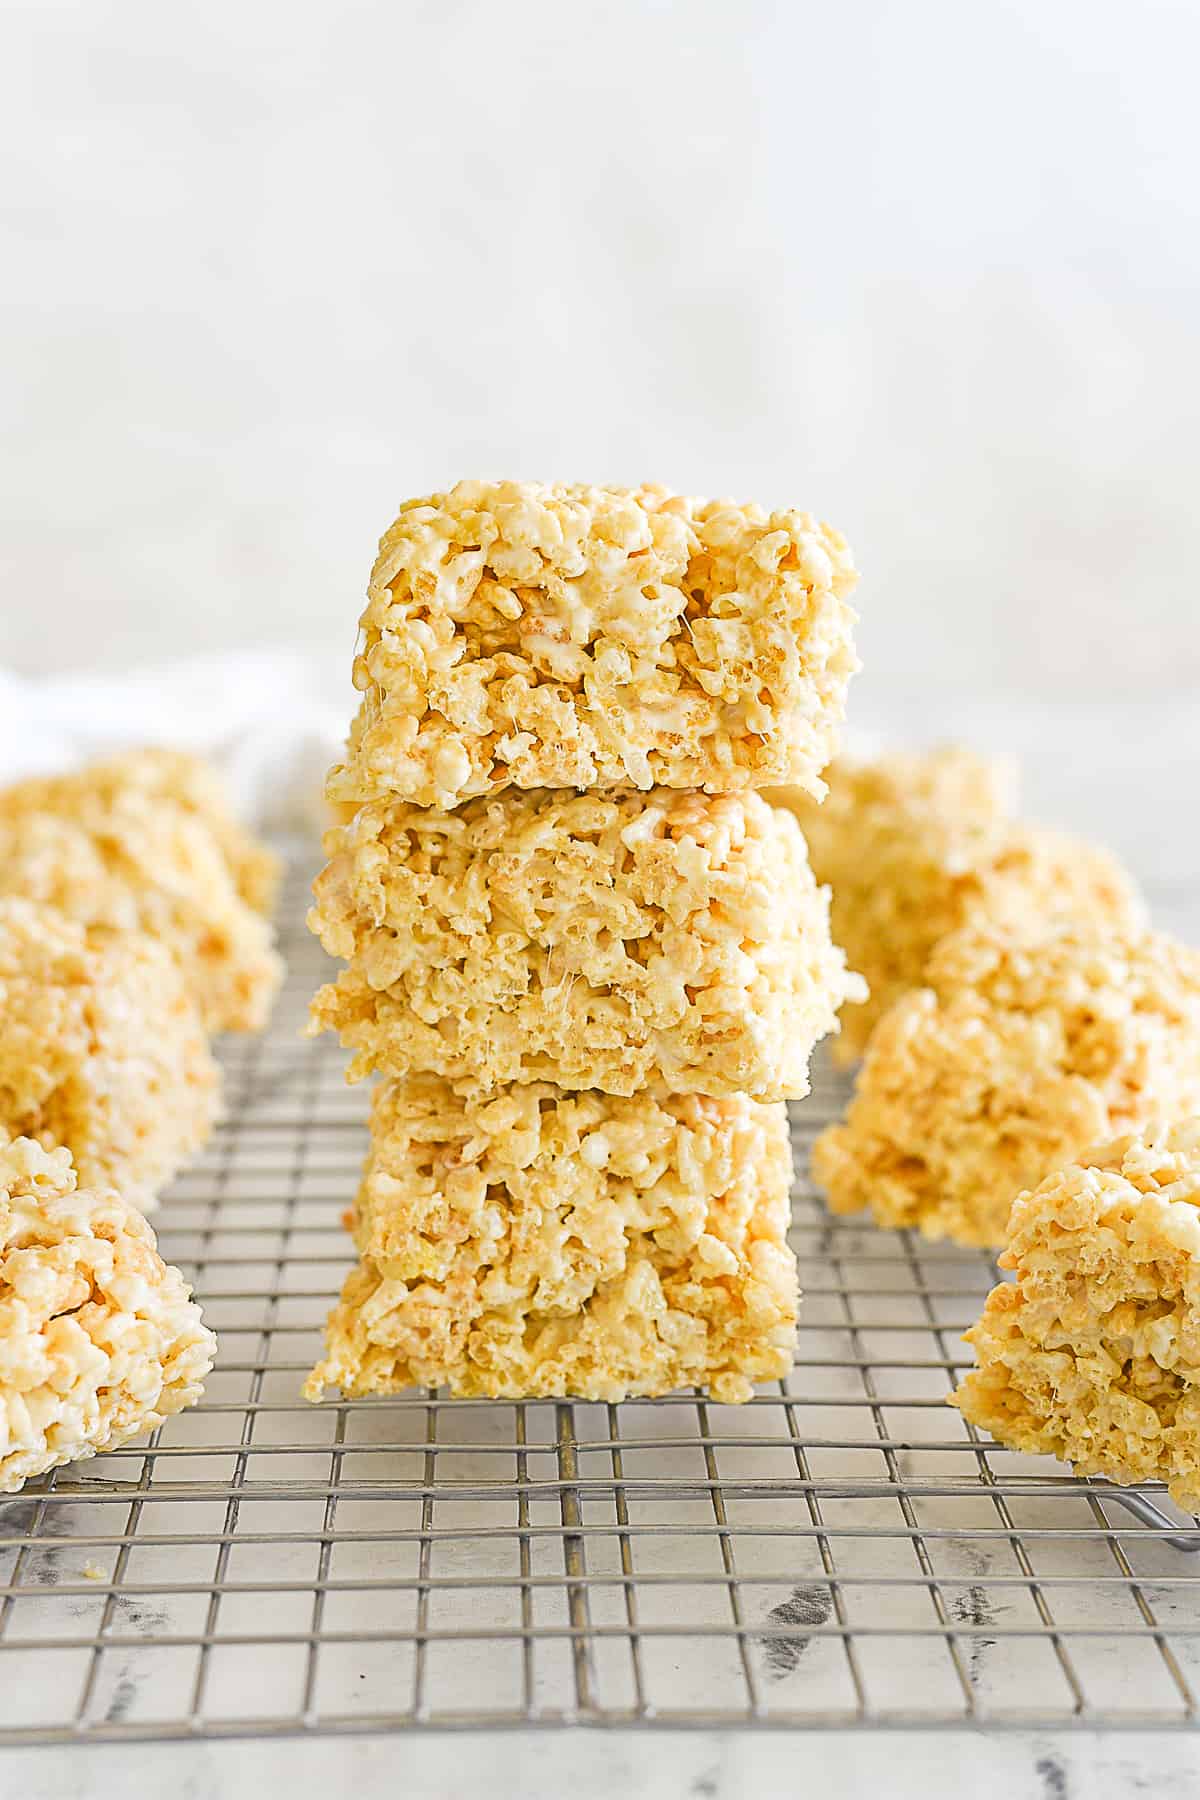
[952,1122,1200,1512]
[0,899,220,1211]
[0,1135,216,1493]
[306,1076,798,1404]
[771,748,1145,1063]
[812,921,1200,1247]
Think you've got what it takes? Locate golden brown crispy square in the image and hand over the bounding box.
[309,787,862,1098]
[328,481,859,809]
[306,1077,797,1404]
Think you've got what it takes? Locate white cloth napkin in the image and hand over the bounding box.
[0,649,348,834]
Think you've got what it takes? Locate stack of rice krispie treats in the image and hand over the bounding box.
[0,750,283,1491]
[783,747,1200,1512]
[306,480,864,1404]
[782,747,1200,1251]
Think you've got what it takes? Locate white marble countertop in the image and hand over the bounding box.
[5,1723,1200,1800]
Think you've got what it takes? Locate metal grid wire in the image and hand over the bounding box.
[2,855,1200,1744]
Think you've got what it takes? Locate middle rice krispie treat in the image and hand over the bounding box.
[308,787,863,1098]
[326,480,860,811]
[305,1076,797,1404]
[0,798,283,1034]
[771,749,1145,1063]
[952,1122,1200,1512]
[0,899,220,1211]
[0,1134,216,1494]
[812,921,1200,1247]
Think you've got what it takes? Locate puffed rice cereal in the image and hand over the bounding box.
[305,1076,797,1404]
[308,787,863,1099]
[812,921,1200,1247]
[0,1135,216,1493]
[0,898,219,1211]
[952,1121,1200,1512]
[0,796,283,1034]
[326,480,860,809]
[0,748,282,917]
[771,749,1144,1063]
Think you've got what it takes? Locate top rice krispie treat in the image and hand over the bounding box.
[0,748,282,916]
[0,1134,216,1493]
[306,1075,797,1405]
[0,898,219,1210]
[812,921,1200,1247]
[952,1121,1200,1512]
[325,481,860,809]
[771,749,1145,1063]
[0,797,283,1034]
[309,786,863,1098]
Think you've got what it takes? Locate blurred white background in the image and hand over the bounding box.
[2,0,1198,859]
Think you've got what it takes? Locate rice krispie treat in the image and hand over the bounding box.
[0,798,283,1034]
[308,787,863,1098]
[0,1135,216,1493]
[326,480,860,810]
[0,748,282,916]
[952,1122,1200,1512]
[0,899,219,1211]
[305,1076,797,1404]
[771,749,1144,1063]
[812,922,1200,1247]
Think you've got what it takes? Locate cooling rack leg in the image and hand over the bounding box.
[1097,1489,1200,1553]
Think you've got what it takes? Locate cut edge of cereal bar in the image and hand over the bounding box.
[308,786,864,1100]
[0,1135,216,1493]
[951,1120,1200,1512]
[326,480,860,809]
[305,1075,798,1405]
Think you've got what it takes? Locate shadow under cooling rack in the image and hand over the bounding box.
[2,855,1199,1743]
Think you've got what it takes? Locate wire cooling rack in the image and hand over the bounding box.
[2,856,1199,1744]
